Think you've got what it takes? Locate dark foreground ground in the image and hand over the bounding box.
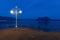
[0,28,60,40]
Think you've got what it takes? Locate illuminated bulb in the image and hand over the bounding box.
[10,10,14,14]
[19,10,22,14]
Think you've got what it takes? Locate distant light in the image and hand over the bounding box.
[19,10,22,14]
[10,10,14,14]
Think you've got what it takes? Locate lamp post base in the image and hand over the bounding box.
[16,26,18,28]
[14,26,19,31]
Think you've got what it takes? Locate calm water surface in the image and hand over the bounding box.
[0,20,60,32]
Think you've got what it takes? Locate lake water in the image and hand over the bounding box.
[0,20,60,32]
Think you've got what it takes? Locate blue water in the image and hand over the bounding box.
[0,20,60,32]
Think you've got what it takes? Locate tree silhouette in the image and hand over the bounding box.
[43,17,50,27]
[36,17,50,31]
[36,17,42,30]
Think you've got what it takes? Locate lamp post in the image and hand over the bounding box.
[10,6,22,28]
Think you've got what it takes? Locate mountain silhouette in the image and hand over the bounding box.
[0,16,15,20]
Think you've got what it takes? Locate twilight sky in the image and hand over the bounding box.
[0,0,60,19]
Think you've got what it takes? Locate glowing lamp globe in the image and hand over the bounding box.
[10,10,14,14]
[19,10,22,14]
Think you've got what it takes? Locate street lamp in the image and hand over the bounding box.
[10,6,22,28]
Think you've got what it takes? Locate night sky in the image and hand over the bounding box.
[0,0,60,19]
